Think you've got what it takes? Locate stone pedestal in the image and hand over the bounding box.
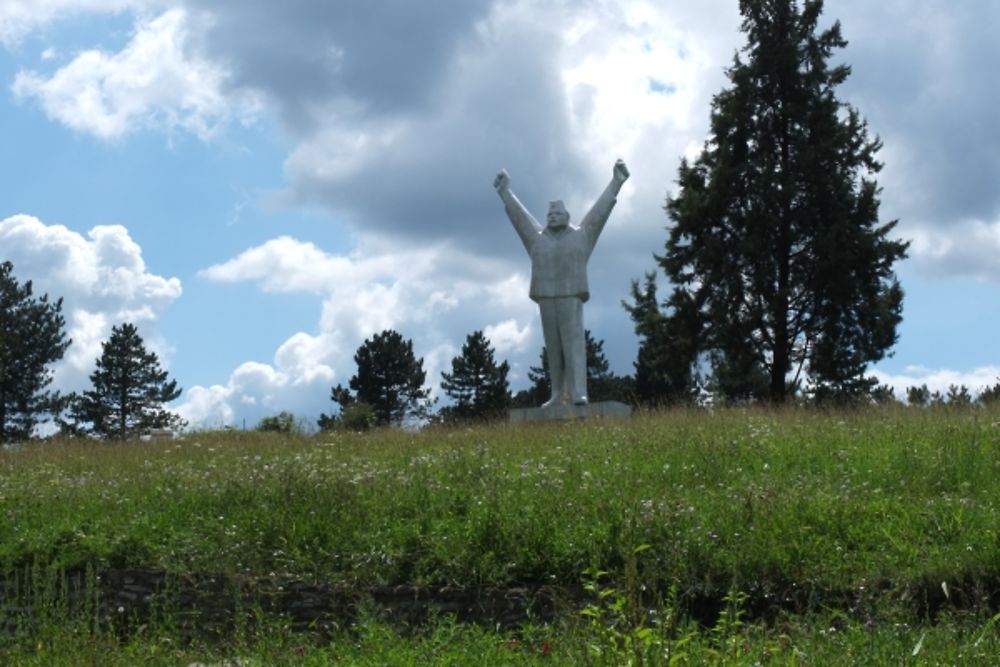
[509,400,632,424]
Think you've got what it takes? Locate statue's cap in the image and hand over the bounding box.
[547,200,567,212]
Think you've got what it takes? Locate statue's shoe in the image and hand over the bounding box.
[572,395,589,406]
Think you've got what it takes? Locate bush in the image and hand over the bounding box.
[339,402,377,431]
[256,411,300,434]
[317,402,377,432]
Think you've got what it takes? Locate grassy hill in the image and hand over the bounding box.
[3,407,1000,663]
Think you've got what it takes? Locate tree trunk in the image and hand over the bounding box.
[120,386,127,439]
[771,101,793,404]
[771,247,791,403]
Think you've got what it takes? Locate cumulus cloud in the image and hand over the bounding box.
[184,0,494,130]
[201,235,520,339]
[175,356,336,431]
[199,236,347,294]
[174,384,232,428]
[0,214,182,389]
[11,7,259,140]
[178,236,537,428]
[279,5,587,256]
[484,319,532,356]
[275,0,742,265]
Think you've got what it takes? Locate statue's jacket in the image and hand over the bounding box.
[502,187,618,304]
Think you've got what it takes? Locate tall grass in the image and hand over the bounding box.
[4,406,1000,662]
[4,407,1000,595]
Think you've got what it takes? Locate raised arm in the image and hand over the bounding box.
[494,169,542,252]
[580,159,630,255]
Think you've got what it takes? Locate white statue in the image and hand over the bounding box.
[495,160,630,407]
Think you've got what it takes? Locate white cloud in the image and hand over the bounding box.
[11,7,259,140]
[179,236,538,428]
[0,0,155,46]
[174,385,232,429]
[200,235,515,342]
[274,333,337,384]
[275,0,740,266]
[560,1,732,176]
[229,362,286,405]
[484,319,532,355]
[176,353,336,431]
[872,365,1000,400]
[0,214,182,390]
[905,220,1000,282]
[199,236,350,294]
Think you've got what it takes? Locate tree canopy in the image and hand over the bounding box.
[439,330,510,422]
[637,0,908,404]
[256,411,301,434]
[624,273,703,406]
[69,322,184,439]
[0,261,71,442]
[327,329,431,427]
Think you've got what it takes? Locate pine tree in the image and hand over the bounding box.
[0,261,71,442]
[70,322,184,439]
[623,273,702,405]
[643,0,908,404]
[329,329,431,426]
[510,357,550,408]
[945,384,972,407]
[869,384,899,406]
[906,384,930,407]
[439,330,510,422]
[978,380,1000,406]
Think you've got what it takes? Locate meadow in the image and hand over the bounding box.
[2,406,1000,664]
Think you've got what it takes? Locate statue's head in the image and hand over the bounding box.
[546,200,570,229]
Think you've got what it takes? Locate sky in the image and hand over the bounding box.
[1,0,999,429]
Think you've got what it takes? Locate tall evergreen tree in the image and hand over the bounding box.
[329,329,431,426]
[439,330,510,422]
[0,261,71,442]
[644,0,908,403]
[623,273,702,405]
[70,323,184,439]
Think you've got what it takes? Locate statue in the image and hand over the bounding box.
[494,160,630,407]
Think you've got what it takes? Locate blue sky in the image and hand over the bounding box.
[2,1,998,428]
